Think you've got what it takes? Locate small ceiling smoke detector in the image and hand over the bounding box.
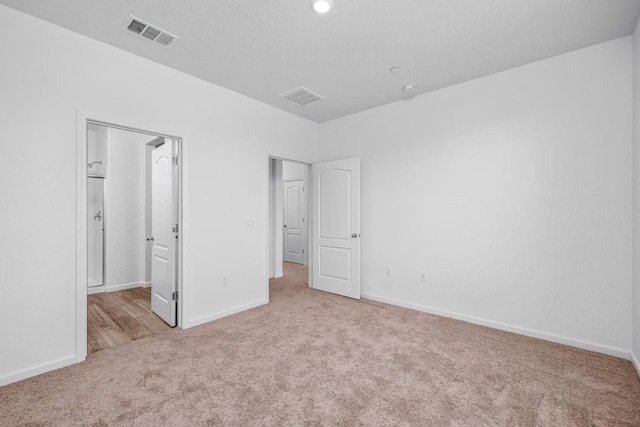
[403,84,417,93]
[280,87,325,107]
[121,15,179,48]
[312,0,334,14]
[390,67,401,73]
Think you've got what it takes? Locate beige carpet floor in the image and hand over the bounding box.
[2,262,640,426]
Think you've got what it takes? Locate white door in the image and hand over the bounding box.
[284,180,304,264]
[311,158,360,299]
[151,140,178,327]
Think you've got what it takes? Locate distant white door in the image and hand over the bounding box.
[284,180,304,264]
[311,158,360,299]
[151,140,178,327]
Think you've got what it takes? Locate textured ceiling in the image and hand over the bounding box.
[2,0,640,123]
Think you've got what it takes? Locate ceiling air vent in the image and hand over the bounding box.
[279,87,325,107]
[122,15,179,48]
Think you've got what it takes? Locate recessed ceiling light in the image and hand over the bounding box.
[390,67,401,73]
[312,0,334,14]
[403,84,417,93]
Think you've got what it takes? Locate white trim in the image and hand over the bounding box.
[87,285,105,295]
[632,352,640,379]
[106,281,147,292]
[185,299,268,329]
[266,151,314,166]
[362,292,631,360]
[0,356,76,387]
[87,279,102,288]
[76,111,88,363]
[104,127,112,289]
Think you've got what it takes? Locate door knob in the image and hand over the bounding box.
[284,224,287,228]
[146,237,154,242]
[351,233,360,238]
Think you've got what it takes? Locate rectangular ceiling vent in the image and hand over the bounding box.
[279,87,325,107]
[121,15,179,48]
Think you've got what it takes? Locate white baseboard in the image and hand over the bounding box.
[361,292,631,360]
[185,298,268,329]
[106,281,147,292]
[143,281,151,288]
[0,355,76,387]
[87,285,105,295]
[632,352,640,379]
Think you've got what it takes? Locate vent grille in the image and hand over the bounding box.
[122,15,179,48]
[279,87,324,107]
[127,19,146,35]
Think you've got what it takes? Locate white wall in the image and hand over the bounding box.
[282,161,309,264]
[106,127,153,291]
[87,124,107,177]
[0,5,318,385]
[632,17,640,370]
[282,161,307,181]
[318,37,633,356]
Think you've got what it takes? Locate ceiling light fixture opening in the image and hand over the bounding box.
[312,0,334,14]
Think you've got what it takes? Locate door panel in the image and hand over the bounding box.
[284,180,304,264]
[318,246,351,281]
[319,169,350,240]
[151,140,177,327]
[312,158,360,299]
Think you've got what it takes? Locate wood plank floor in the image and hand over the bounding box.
[87,287,172,354]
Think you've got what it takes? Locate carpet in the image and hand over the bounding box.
[1,262,639,426]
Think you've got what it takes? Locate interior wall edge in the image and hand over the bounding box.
[0,355,76,388]
[104,281,148,292]
[362,293,632,360]
[184,298,268,329]
[631,13,640,375]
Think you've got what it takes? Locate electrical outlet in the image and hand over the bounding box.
[386,267,393,276]
[420,272,426,281]
[222,276,228,286]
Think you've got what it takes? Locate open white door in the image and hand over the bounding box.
[284,180,304,264]
[312,158,360,299]
[151,139,178,327]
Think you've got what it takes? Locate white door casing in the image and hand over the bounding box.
[311,158,361,299]
[151,140,178,326]
[284,180,304,264]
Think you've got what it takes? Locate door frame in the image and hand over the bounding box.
[265,153,313,299]
[76,110,189,363]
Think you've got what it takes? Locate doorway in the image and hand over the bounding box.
[76,114,185,361]
[267,155,361,301]
[269,158,310,283]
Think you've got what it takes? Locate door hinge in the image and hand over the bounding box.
[173,224,179,233]
[172,291,179,301]
[173,155,179,166]
[302,249,305,254]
